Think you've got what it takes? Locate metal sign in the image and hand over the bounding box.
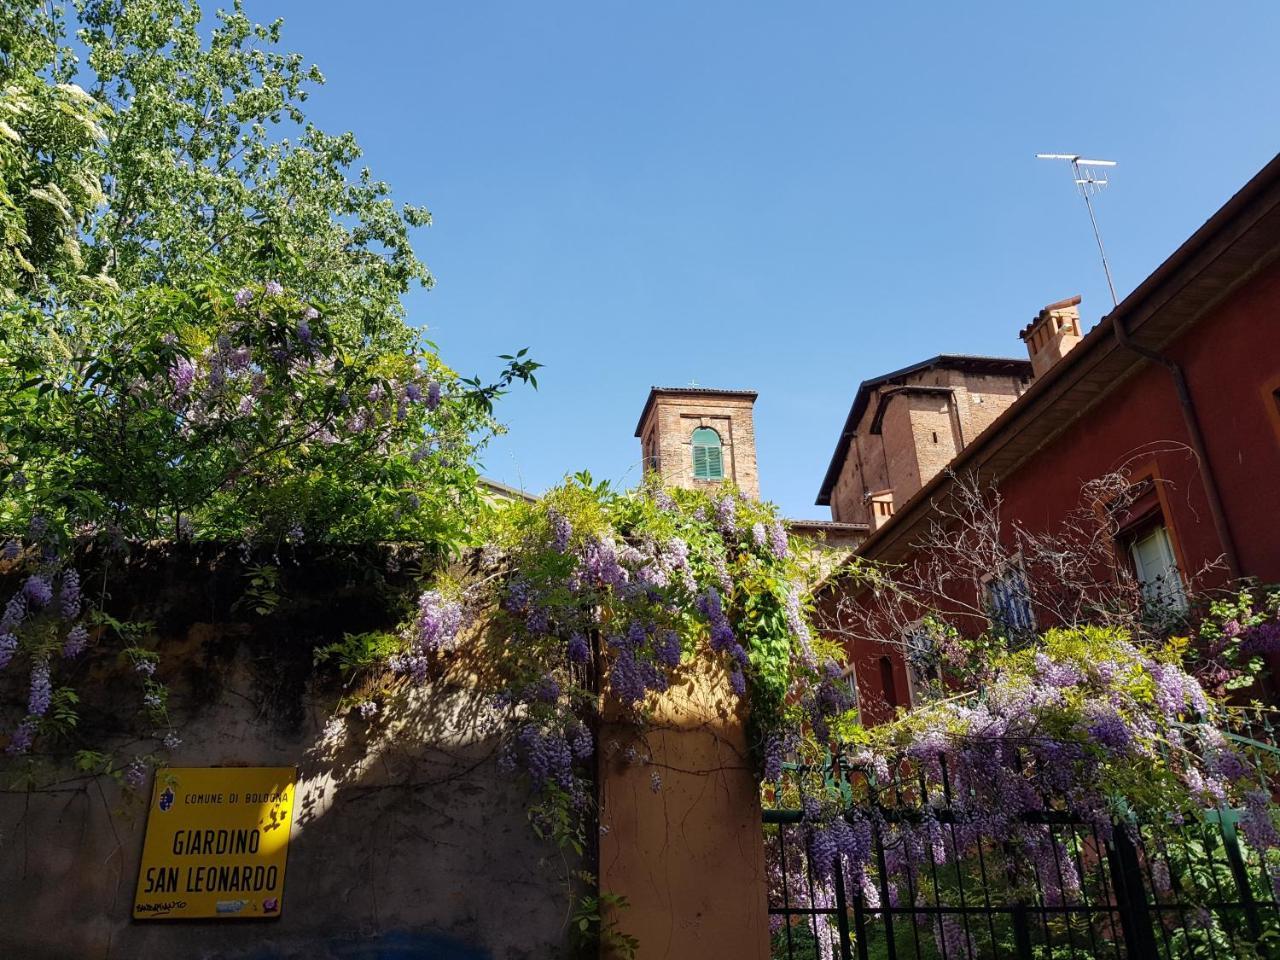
[133,766,297,920]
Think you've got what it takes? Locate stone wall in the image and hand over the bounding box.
[0,547,575,960]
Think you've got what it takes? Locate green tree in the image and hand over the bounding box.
[0,0,537,549]
[0,1,109,299]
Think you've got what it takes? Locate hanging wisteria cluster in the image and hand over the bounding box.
[0,519,182,764]
[768,624,1280,958]
[0,526,86,756]
[164,282,440,454]
[367,477,849,833]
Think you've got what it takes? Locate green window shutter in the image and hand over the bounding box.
[692,444,709,479]
[690,427,723,480]
[705,445,723,480]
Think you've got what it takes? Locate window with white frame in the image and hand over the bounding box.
[902,624,937,705]
[1128,523,1187,612]
[841,663,863,724]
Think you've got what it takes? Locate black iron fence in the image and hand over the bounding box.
[764,710,1280,960]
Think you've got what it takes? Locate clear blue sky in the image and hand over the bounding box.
[247,1,1279,518]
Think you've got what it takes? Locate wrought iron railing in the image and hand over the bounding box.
[764,707,1280,960]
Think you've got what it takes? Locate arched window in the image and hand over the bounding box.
[690,427,724,480]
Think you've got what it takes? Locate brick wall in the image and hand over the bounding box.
[827,365,1028,524]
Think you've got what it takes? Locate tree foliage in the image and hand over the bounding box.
[0,0,536,763]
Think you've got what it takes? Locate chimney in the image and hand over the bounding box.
[1019,295,1083,379]
[867,489,895,531]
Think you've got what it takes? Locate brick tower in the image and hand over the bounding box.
[634,387,759,499]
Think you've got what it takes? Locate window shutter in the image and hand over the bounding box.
[692,445,708,479]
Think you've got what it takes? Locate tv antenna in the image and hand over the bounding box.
[1036,153,1120,306]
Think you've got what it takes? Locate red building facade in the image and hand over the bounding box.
[821,153,1280,723]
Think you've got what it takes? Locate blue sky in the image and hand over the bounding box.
[247,1,1279,518]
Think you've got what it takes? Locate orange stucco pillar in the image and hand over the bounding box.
[597,661,769,959]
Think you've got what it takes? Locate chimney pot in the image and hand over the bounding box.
[1020,295,1083,378]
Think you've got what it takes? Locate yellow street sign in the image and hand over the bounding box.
[133,766,297,920]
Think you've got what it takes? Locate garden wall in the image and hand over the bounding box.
[0,546,575,959]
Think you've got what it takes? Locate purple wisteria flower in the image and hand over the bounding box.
[549,510,573,553]
[60,569,80,618]
[264,280,284,297]
[0,632,17,669]
[7,718,36,755]
[1034,652,1082,688]
[768,520,789,559]
[22,575,52,608]
[785,584,816,666]
[1242,618,1280,654]
[28,660,51,716]
[1083,704,1132,754]
[417,590,466,653]
[229,346,252,373]
[568,721,593,759]
[63,624,89,659]
[715,494,738,534]
[567,632,590,663]
[426,381,441,411]
[234,287,254,307]
[762,730,800,782]
[296,318,313,345]
[1241,789,1280,851]
[654,629,681,667]
[124,761,148,790]
[512,722,575,791]
[168,358,195,399]
[163,730,183,751]
[580,537,628,589]
[2,593,27,631]
[751,522,767,548]
[1,540,20,561]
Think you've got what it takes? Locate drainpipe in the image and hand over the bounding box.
[1109,313,1241,578]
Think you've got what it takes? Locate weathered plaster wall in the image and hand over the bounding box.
[0,548,574,959]
[598,660,769,960]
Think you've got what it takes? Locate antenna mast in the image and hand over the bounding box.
[1036,153,1120,306]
